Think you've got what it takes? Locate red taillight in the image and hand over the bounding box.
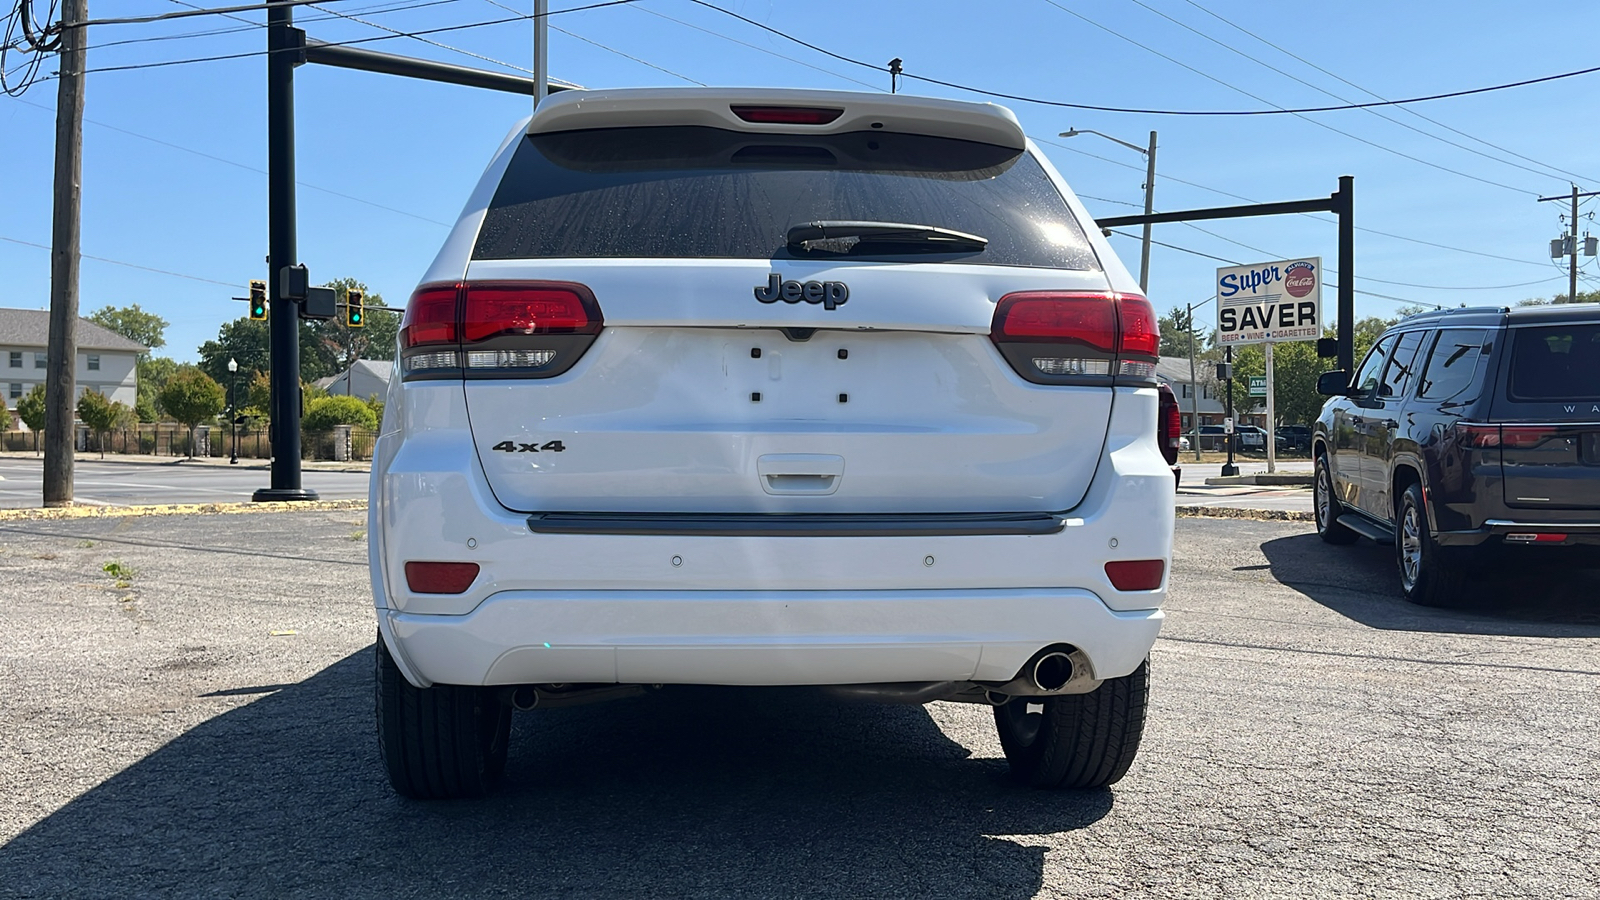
[404,561,480,594]
[992,292,1117,349]
[730,105,843,125]
[1159,386,1182,464]
[401,283,460,348]
[1453,424,1558,449]
[1105,559,1165,591]
[462,282,600,342]
[1117,294,1160,359]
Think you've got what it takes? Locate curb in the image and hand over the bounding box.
[1202,474,1315,487]
[1176,505,1314,523]
[0,499,368,522]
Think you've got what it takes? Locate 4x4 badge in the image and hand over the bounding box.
[754,274,849,310]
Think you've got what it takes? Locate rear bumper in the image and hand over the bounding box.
[384,588,1163,688]
[1434,519,1600,553]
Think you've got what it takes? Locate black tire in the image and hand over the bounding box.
[375,633,512,799]
[1396,483,1471,608]
[993,658,1149,789]
[1314,452,1358,545]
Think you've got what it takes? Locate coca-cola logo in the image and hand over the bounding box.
[1284,261,1316,298]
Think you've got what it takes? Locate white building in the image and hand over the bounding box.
[2,308,145,427]
[1156,355,1265,432]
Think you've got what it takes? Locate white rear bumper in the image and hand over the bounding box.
[384,588,1162,688]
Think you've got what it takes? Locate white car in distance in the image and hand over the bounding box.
[369,88,1174,798]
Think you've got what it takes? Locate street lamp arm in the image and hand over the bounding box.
[1059,128,1148,156]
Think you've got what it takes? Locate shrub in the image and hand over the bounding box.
[302,394,378,432]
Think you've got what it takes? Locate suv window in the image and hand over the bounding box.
[1352,336,1394,394]
[1507,323,1600,401]
[1377,330,1426,399]
[1416,328,1488,403]
[474,127,1100,270]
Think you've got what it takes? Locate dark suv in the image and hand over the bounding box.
[1313,304,1600,605]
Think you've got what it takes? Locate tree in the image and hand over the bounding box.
[1518,289,1599,306]
[308,278,398,371]
[197,316,333,387]
[246,371,271,417]
[16,384,46,453]
[302,395,379,433]
[159,366,226,459]
[89,304,167,353]
[1158,307,1204,359]
[76,391,131,459]
[136,355,178,422]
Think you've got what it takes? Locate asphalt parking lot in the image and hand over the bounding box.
[1,512,1596,899]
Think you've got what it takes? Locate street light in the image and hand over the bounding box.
[1060,128,1157,292]
[227,358,239,465]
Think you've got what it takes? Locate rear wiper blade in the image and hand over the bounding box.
[786,220,988,253]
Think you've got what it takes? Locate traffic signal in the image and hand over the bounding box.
[346,289,364,328]
[248,279,268,320]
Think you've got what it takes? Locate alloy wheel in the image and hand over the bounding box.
[1399,501,1423,590]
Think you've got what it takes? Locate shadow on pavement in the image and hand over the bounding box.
[1259,531,1600,638]
[1,648,1111,899]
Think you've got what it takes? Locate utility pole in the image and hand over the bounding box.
[254,1,316,502]
[532,0,548,107]
[1139,130,1156,293]
[1187,301,1200,462]
[1539,186,1599,302]
[44,0,87,507]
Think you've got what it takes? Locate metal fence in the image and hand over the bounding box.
[2,424,379,461]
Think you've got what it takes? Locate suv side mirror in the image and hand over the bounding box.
[1316,370,1351,396]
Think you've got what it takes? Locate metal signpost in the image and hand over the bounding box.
[1214,257,1324,474]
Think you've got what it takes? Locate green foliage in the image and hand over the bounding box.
[159,366,225,458]
[246,371,271,417]
[1158,306,1209,359]
[315,277,398,368]
[364,393,385,430]
[137,355,178,420]
[1518,289,1600,306]
[16,383,47,432]
[302,394,378,432]
[76,391,132,459]
[196,277,396,389]
[89,303,168,353]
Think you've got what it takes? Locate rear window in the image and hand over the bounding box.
[473,126,1100,269]
[1507,324,1600,401]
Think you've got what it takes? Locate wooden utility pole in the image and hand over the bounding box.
[44,0,87,507]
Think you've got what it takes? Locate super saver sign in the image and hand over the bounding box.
[1215,257,1321,344]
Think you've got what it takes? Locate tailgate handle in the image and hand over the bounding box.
[758,454,844,495]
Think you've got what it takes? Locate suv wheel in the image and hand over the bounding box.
[1314,453,1358,545]
[1396,483,1469,608]
[376,633,512,799]
[993,658,1148,789]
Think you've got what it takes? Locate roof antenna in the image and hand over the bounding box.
[888,58,902,94]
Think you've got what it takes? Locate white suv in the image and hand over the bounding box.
[369,88,1173,798]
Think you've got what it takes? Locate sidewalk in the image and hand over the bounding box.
[1175,457,1314,518]
[0,451,370,473]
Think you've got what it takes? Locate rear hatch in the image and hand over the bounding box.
[1491,317,1600,510]
[404,96,1156,517]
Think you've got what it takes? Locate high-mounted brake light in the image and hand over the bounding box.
[730,105,844,125]
[399,280,604,381]
[989,291,1160,384]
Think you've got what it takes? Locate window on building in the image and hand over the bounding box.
[1180,384,1191,399]
[34,352,46,369]
[87,354,100,371]
[8,383,20,400]
[8,351,20,368]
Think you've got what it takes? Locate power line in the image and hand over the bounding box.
[1038,0,1537,196]
[0,234,237,286]
[308,1,532,73]
[625,2,880,90]
[1178,0,1598,186]
[3,94,453,226]
[683,0,1600,117]
[1120,0,1575,188]
[475,0,705,84]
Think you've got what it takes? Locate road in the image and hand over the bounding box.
[1,512,1595,898]
[0,457,369,508]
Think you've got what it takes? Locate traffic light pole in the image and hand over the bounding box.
[254,3,315,502]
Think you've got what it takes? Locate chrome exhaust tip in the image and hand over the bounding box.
[1031,651,1074,693]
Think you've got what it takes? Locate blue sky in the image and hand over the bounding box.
[3,0,1599,361]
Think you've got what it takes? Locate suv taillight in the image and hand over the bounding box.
[1158,384,1181,465]
[400,281,604,381]
[989,291,1160,384]
[1453,423,1558,449]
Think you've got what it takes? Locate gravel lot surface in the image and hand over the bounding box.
[1,513,1596,899]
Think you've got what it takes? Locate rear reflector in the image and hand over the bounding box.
[730,105,843,125]
[404,561,480,594]
[1105,559,1165,591]
[1505,533,1567,543]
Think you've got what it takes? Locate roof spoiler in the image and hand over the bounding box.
[525,87,1027,150]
